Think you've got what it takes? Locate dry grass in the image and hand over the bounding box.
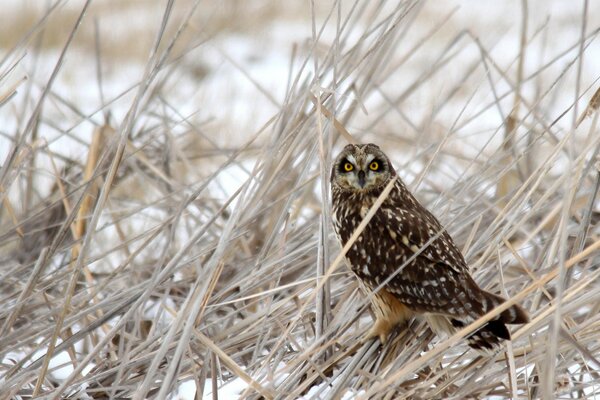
[1,0,600,399]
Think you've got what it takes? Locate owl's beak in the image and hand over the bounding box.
[357,170,366,188]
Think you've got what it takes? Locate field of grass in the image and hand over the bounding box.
[1,1,599,398]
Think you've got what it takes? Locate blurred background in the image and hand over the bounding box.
[1,1,599,399]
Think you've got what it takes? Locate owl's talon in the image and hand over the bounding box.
[363,318,393,345]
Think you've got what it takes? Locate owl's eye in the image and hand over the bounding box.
[369,161,379,171]
[343,162,354,172]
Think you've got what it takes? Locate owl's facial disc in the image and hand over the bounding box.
[332,144,393,192]
[344,154,378,189]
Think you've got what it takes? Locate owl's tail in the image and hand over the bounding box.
[453,291,529,352]
[462,319,511,352]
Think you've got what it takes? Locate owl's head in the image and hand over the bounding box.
[331,143,396,192]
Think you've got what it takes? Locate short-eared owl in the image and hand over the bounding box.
[330,143,528,351]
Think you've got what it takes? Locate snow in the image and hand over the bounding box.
[2,0,599,398]
[168,376,249,400]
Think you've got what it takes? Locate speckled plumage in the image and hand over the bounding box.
[331,143,528,351]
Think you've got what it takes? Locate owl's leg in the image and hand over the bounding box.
[363,289,413,344]
[363,317,395,344]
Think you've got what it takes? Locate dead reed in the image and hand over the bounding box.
[0,1,599,399]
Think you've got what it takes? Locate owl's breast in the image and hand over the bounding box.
[331,191,375,242]
[332,207,361,245]
[332,204,400,288]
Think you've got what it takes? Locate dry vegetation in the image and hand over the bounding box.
[1,0,599,399]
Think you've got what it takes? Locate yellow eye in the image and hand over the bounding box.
[369,161,379,171]
[343,162,354,172]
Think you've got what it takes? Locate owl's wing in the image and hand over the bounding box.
[376,206,484,318]
[382,206,469,274]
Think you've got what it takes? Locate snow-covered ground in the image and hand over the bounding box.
[1,0,599,398]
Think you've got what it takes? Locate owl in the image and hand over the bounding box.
[330,143,529,351]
